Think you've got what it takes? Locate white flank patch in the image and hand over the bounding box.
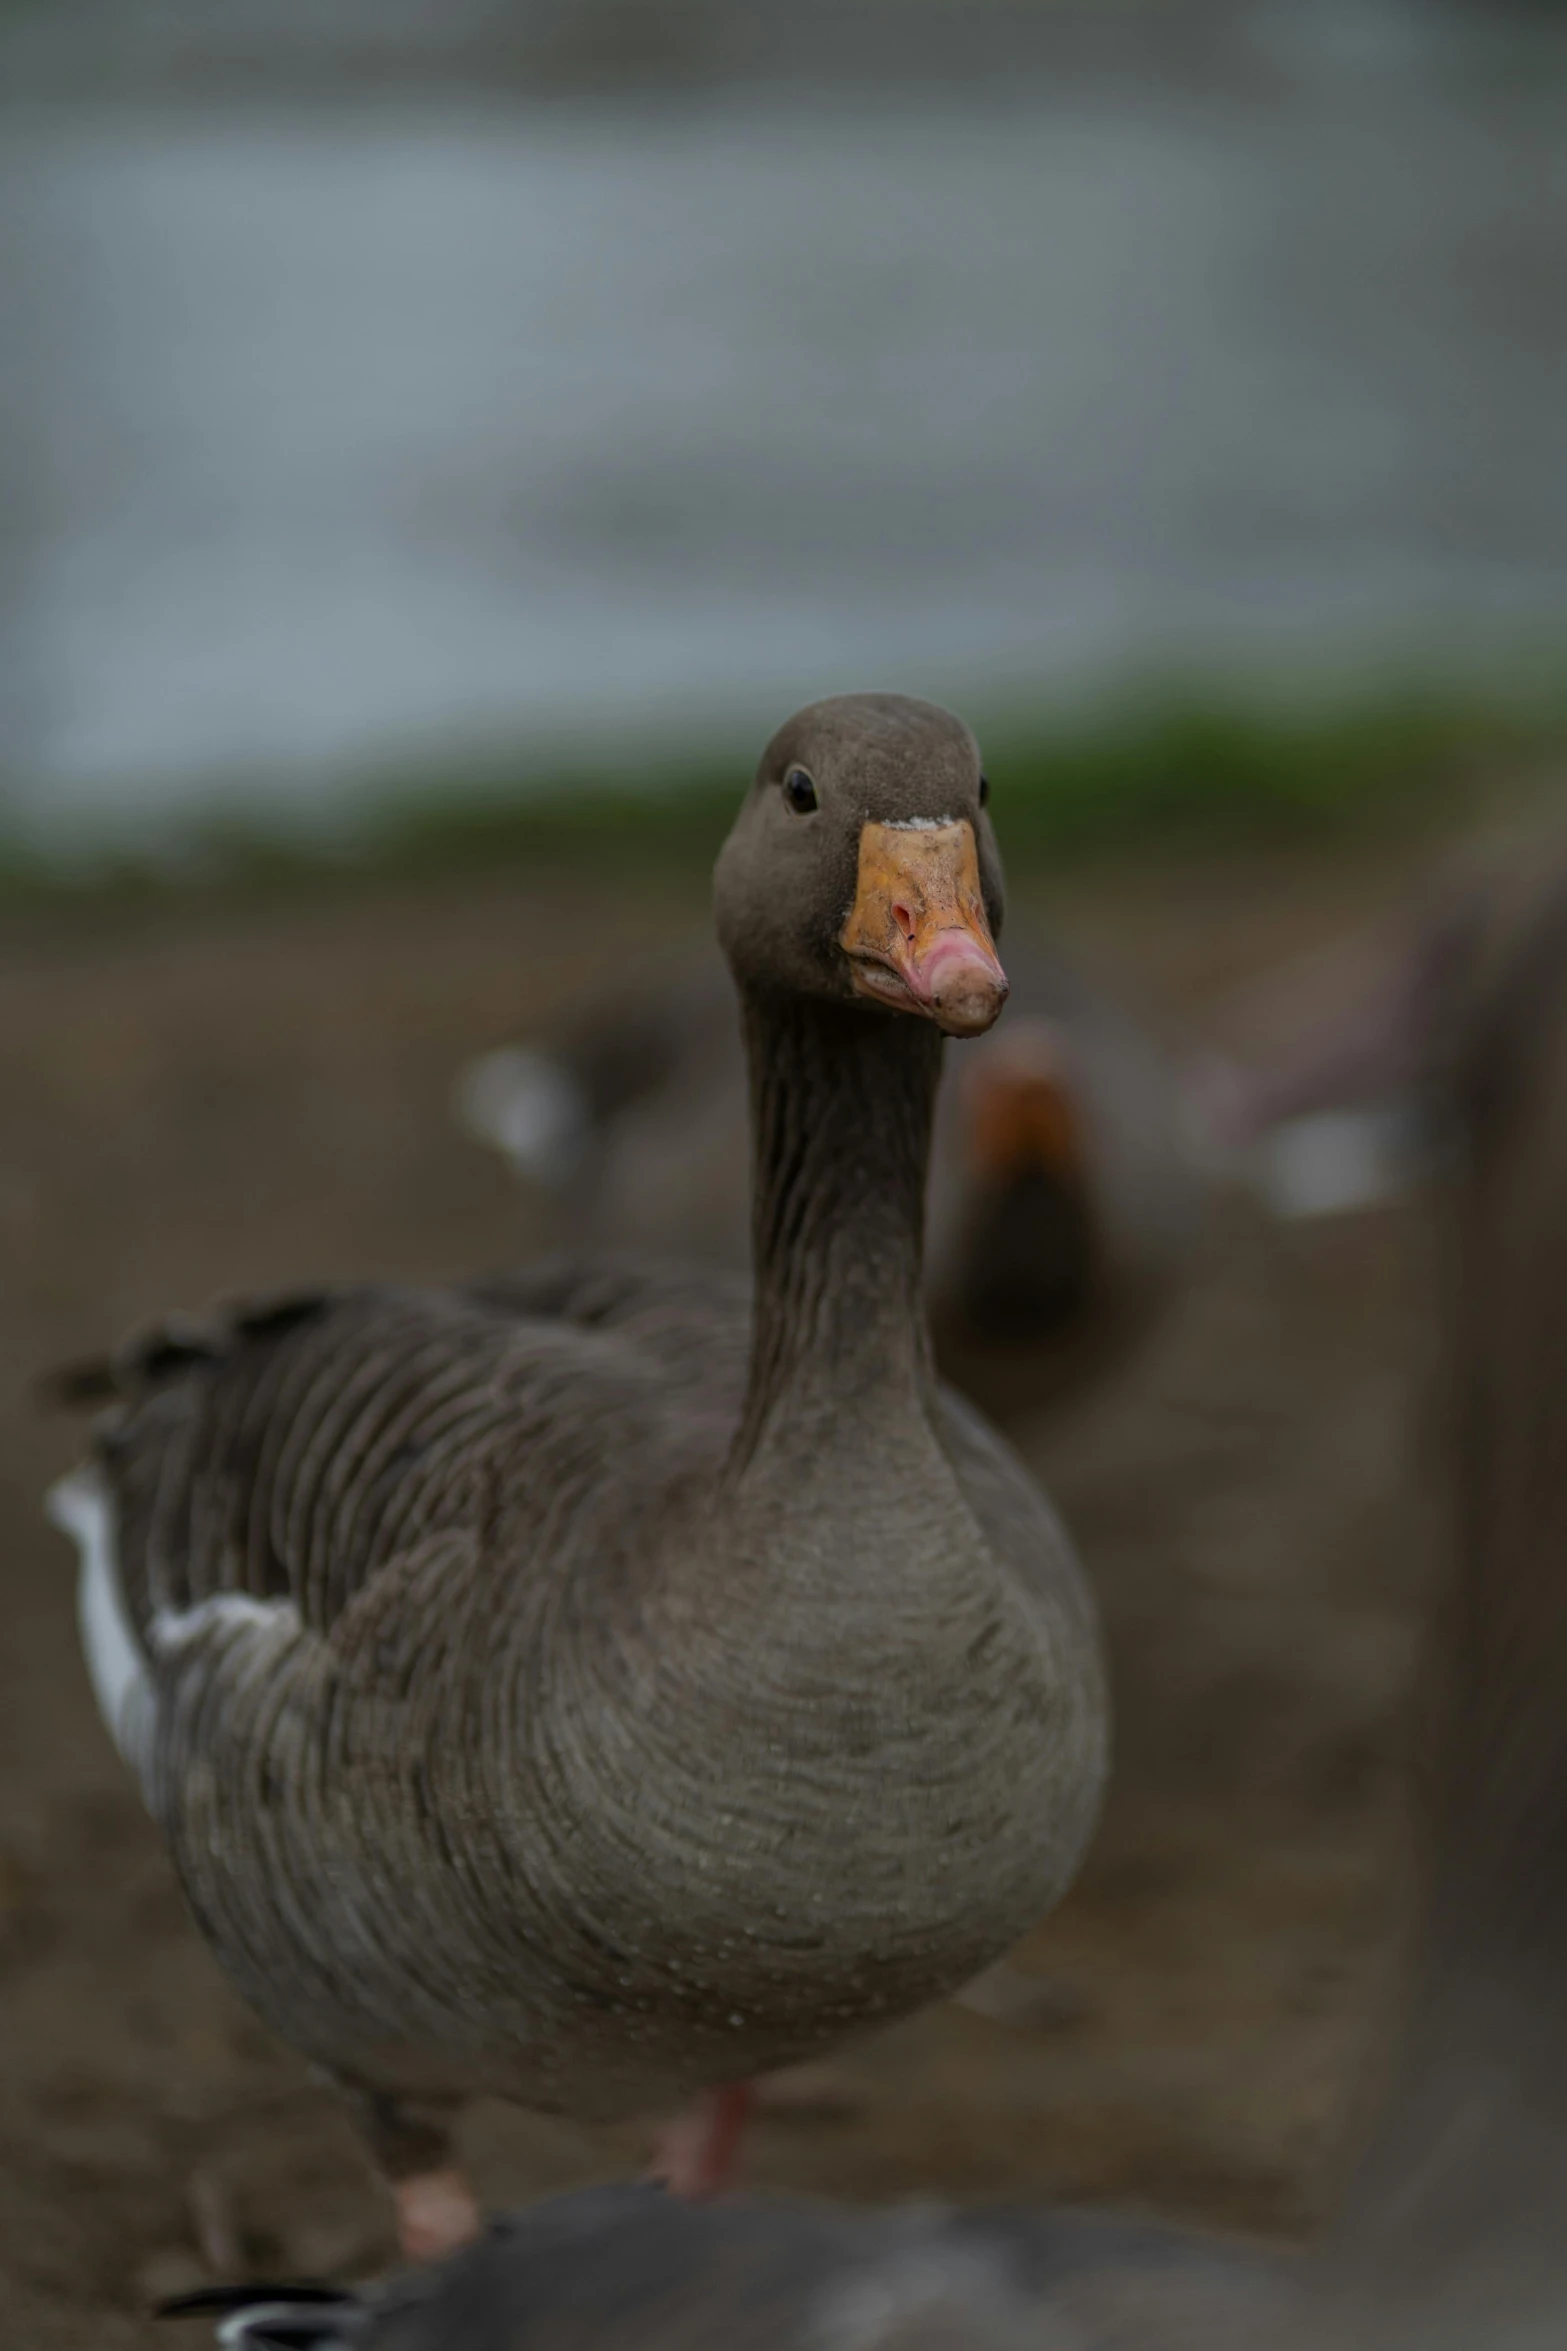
[151,1588,302,1654]
[47,1466,156,1780]
[47,1468,304,1789]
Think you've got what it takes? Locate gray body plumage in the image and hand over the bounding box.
[59,1261,1100,2124]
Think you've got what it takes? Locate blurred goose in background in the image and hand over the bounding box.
[48,697,1106,2266]
[169,831,1567,2348]
[1216,825,1558,1217]
[457,933,1221,1418]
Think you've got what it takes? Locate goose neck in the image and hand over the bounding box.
[729,983,941,1470]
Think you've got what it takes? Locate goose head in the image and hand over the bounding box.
[714,693,1009,1038]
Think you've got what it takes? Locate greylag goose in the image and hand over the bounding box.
[48,694,1106,2266]
[457,937,1215,1418]
[168,837,1567,2348]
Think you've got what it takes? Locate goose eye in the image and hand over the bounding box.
[782,767,818,814]
[978,774,990,808]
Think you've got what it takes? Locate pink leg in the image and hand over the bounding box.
[392,2165,483,2263]
[342,2086,480,2266]
[648,2082,755,2199]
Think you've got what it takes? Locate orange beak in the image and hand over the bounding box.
[839,819,1008,1038]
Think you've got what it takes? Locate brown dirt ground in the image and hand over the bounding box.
[0,841,1444,2346]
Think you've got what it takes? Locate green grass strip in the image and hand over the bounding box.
[1,674,1560,912]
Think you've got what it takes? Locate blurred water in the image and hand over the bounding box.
[2,22,1566,839]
